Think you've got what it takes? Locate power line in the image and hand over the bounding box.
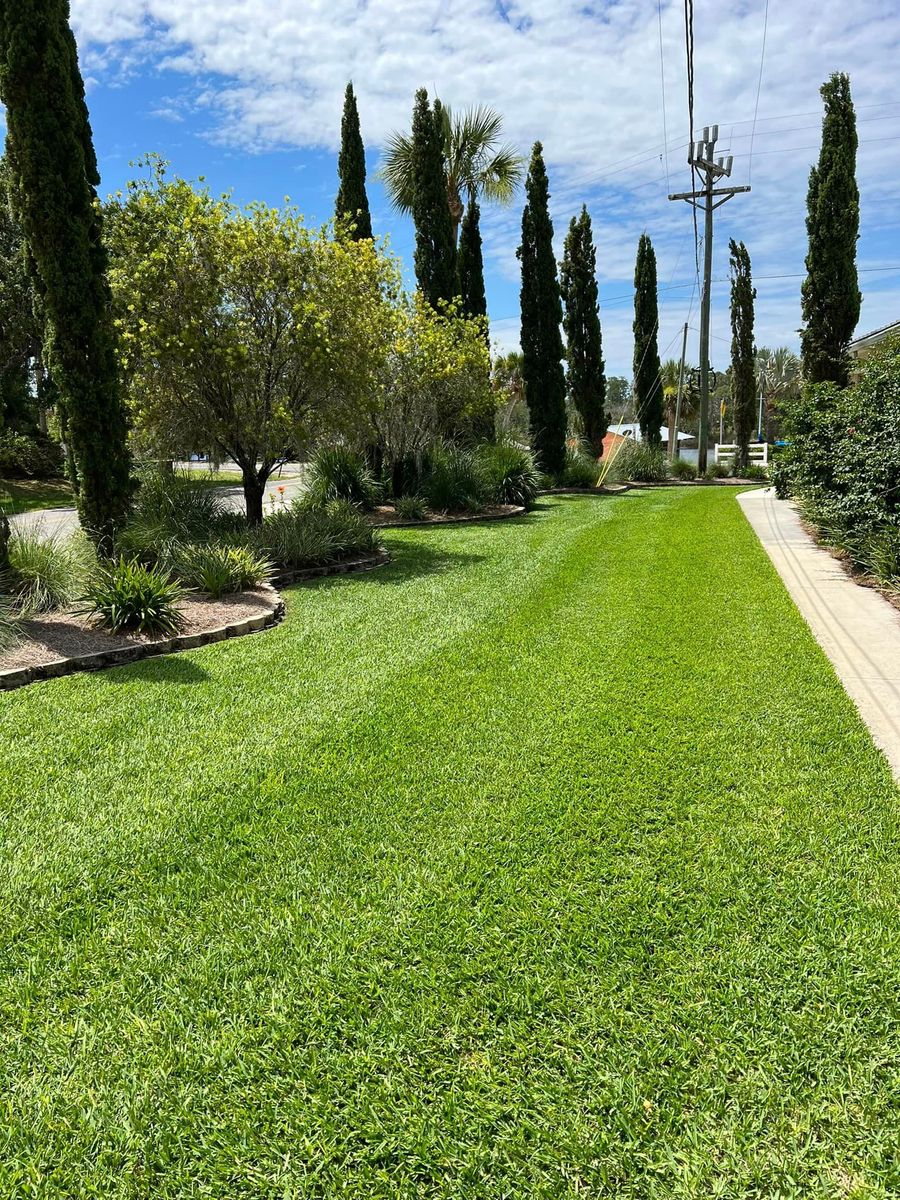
[748,0,770,184]
[657,0,671,193]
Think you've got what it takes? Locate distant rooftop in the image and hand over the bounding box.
[849,320,900,352]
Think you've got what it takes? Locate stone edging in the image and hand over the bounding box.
[369,505,525,530]
[271,549,391,586]
[626,478,766,488]
[0,551,392,693]
[540,485,632,496]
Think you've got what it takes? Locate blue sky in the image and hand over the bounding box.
[60,0,900,379]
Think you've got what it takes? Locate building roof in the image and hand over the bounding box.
[607,423,693,443]
[849,320,900,352]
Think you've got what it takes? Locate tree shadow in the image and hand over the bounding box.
[283,542,487,592]
[93,654,210,686]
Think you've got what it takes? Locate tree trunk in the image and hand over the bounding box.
[242,469,266,525]
[0,512,10,574]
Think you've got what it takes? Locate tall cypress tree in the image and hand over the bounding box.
[729,239,756,472]
[0,0,131,548]
[335,82,372,241]
[458,198,487,328]
[633,233,662,446]
[561,206,607,458]
[800,73,860,387]
[410,89,457,308]
[518,142,566,476]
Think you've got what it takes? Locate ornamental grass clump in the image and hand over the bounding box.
[422,443,487,513]
[5,526,96,615]
[260,501,381,570]
[670,457,697,481]
[559,446,600,488]
[613,441,669,483]
[304,446,380,511]
[393,495,427,522]
[77,558,187,635]
[170,543,272,598]
[476,443,541,507]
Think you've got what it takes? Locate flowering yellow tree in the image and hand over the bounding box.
[106,160,394,522]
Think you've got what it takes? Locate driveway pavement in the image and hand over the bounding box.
[9,464,307,538]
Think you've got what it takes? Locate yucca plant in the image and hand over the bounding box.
[77,558,187,635]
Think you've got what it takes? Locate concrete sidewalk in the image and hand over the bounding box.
[738,487,900,780]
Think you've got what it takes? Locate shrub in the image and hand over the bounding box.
[394,495,427,521]
[771,456,792,499]
[670,457,697,481]
[422,444,487,513]
[740,463,769,481]
[304,446,379,511]
[614,441,669,482]
[5,526,96,615]
[260,500,380,570]
[705,462,729,480]
[77,558,187,635]
[559,446,600,489]
[0,429,65,479]
[476,443,542,507]
[170,543,272,598]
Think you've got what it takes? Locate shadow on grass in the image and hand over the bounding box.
[94,654,209,686]
[284,541,488,593]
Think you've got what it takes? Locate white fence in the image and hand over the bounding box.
[714,442,769,467]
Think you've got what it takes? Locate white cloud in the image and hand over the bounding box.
[68,0,900,372]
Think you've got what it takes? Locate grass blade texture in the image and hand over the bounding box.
[0,490,898,1197]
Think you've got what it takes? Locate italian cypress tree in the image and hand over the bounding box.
[633,233,662,446]
[410,89,457,308]
[561,206,607,457]
[800,73,861,387]
[518,143,567,476]
[0,0,131,548]
[729,239,757,473]
[458,198,487,327]
[335,82,372,241]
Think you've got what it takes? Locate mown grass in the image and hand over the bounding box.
[0,490,898,1198]
[0,477,74,514]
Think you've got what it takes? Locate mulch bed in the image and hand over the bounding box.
[367,504,524,528]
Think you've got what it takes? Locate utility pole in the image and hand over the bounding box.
[671,321,688,461]
[669,126,749,474]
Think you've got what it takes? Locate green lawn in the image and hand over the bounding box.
[1,490,898,1197]
[0,476,74,514]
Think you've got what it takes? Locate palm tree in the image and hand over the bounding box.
[661,357,696,456]
[381,102,524,243]
[755,346,800,439]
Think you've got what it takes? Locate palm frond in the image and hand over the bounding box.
[378,131,416,214]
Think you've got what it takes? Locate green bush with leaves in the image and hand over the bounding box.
[613,441,669,483]
[740,463,769,481]
[0,429,65,479]
[304,446,380,510]
[780,339,900,580]
[422,443,487,513]
[170,543,272,598]
[5,527,96,615]
[125,468,229,548]
[393,495,426,522]
[670,457,697,481]
[476,443,542,507]
[78,558,187,635]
